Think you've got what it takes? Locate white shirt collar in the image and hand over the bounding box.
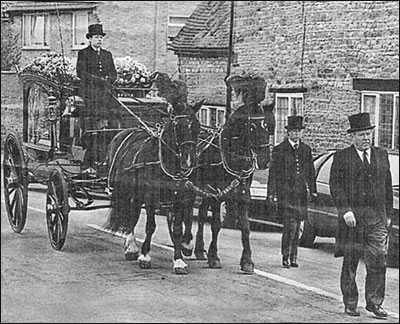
[288,138,299,149]
[355,146,371,163]
[91,45,101,53]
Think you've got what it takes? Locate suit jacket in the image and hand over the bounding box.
[329,145,393,257]
[76,46,117,119]
[267,139,317,220]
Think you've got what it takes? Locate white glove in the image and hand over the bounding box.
[343,211,356,227]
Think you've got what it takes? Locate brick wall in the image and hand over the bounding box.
[97,1,200,75]
[232,0,399,153]
[179,55,228,105]
[177,1,399,154]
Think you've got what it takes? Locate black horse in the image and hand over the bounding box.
[186,75,275,273]
[105,73,202,274]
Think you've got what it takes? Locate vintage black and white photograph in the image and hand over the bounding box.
[1,1,398,323]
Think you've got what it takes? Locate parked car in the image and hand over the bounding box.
[248,150,399,268]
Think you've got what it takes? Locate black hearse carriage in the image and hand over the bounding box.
[3,71,167,250]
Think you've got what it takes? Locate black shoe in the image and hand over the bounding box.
[345,306,360,317]
[290,256,298,267]
[366,305,388,318]
[282,256,290,268]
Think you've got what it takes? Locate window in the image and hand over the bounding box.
[274,93,304,144]
[167,15,188,44]
[198,106,226,128]
[73,14,88,49]
[23,14,50,48]
[361,92,399,150]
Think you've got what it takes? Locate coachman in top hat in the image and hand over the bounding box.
[76,24,118,166]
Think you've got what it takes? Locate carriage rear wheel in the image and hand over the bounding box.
[46,169,70,250]
[3,132,28,233]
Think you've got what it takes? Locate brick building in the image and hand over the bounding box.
[171,1,399,154]
[1,1,200,143]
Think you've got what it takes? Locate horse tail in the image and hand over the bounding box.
[105,172,135,233]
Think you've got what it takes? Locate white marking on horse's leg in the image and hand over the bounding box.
[124,233,140,260]
[181,241,193,257]
[173,259,188,275]
[138,253,152,269]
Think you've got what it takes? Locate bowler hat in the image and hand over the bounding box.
[285,116,305,130]
[86,24,106,39]
[347,112,375,133]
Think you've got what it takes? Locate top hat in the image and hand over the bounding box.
[347,112,375,133]
[86,24,106,39]
[285,116,305,130]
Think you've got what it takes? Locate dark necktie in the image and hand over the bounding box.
[294,143,300,175]
[363,150,369,168]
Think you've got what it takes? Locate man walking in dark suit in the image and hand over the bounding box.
[329,112,393,319]
[76,24,117,167]
[268,116,317,268]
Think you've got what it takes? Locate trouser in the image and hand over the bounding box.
[281,217,301,259]
[340,219,388,309]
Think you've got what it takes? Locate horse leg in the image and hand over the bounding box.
[171,202,188,275]
[123,201,142,261]
[207,199,222,268]
[194,199,208,260]
[138,203,156,269]
[237,202,254,274]
[181,201,194,257]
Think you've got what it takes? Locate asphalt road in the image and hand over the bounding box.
[1,169,399,323]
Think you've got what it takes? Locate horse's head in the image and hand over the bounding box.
[225,73,275,170]
[247,102,275,169]
[154,72,203,172]
[163,102,202,172]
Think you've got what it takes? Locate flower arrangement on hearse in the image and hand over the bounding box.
[19,53,153,97]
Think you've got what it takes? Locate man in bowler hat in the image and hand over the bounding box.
[76,24,117,167]
[329,112,393,318]
[268,116,317,268]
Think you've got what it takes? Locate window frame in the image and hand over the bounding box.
[22,13,51,49]
[198,105,226,128]
[273,93,304,145]
[361,91,399,149]
[72,13,89,50]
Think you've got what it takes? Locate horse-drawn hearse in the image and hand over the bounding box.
[3,64,275,275]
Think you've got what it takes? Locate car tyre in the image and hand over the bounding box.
[299,219,316,247]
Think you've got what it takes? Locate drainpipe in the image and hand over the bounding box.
[153,2,158,72]
[226,0,234,118]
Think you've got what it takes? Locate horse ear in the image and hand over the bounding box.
[192,98,205,114]
[263,101,275,112]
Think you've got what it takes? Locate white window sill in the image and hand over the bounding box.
[22,46,50,50]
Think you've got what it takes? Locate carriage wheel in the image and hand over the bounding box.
[46,169,70,250]
[3,132,28,233]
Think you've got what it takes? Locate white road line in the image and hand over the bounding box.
[4,201,399,319]
[87,223,174,251]
[89,222,399,319]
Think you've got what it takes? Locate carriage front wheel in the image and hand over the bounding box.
[3,132,28,233]
[46,169,69,250]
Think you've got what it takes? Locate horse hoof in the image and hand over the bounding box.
[195,251,207,260]
[139,260,151,269]
[173,267,188,275]
[125,252,139,261]
[182,247,193,257]
[240,263,254,274]
[208,259,222,269]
